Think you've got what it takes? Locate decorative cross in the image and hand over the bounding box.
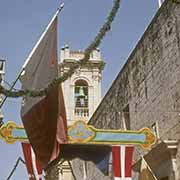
[0,120,156,149]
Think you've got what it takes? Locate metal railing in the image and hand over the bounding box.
[74,107,89,118]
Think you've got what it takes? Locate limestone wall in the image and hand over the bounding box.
[88,0,180,179]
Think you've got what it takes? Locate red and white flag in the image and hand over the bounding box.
[22,143,43,180]
[20,8,67,167]
[112,146,134,180]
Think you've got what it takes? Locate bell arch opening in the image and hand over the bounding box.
[74,79,89,118]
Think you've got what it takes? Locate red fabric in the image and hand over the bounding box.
[22,143,43,180]
[125,146,134,177]
[50,83,67,162]
[112,146,121,177]
[21,15,67,167]
[35,160,43,180]
[22,86,59,166]
[112,146,134,179]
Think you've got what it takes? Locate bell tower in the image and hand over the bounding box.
[59,45,104,125]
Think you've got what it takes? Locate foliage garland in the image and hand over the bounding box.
[172,0,180,3]
[0,0,120,98]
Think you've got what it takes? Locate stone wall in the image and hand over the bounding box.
[88,0,180,179]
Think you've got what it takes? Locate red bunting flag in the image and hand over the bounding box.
[20,8,67,167]
[112,146,134,180]
[22,143,43,180]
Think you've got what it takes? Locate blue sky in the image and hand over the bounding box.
[0,0,158,179]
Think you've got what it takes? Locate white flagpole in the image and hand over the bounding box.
[22,3,64,70]
[83,161,87,180]
[158,0,162,8]
[0,3,64,108]
[141,156,158,180]
[31,147,39,180]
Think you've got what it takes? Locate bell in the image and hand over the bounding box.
[78,87,85,97]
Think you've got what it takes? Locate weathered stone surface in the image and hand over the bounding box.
[88,0,180,179]
[72,159,111,180]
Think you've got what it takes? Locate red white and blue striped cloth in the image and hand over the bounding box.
[112,146,134,180]
[22,143,43,180]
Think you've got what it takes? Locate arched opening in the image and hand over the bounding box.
[74,79,89,118]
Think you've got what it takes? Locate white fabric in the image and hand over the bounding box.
[114,177,132,180]
[121,146,125,178]
[113,145,133,180]
[31,147,40,180]
[83,161,87,180]
[158,0,164,7]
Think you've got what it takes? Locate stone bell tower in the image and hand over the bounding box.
[59,45,104,125]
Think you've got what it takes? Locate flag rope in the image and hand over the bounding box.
[0,0,120,98]
[172,0,180,3]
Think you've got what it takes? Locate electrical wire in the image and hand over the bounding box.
[3,80,16,90]
[6,157,25,180]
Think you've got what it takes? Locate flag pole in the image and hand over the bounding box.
[158,0,162,7]
[21,3,64,70]
[0,3,64,109]
[141,156,158,180]
[83,161,87,180]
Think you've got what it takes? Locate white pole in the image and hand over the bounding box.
[141,156,158,180]
[83,161,87,180]
[22,3,64,70]
[31,147,39,180]
[0,3,64,108]
[158,0,162,8]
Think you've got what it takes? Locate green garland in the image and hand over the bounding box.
[0,0,120,98]
[172,0,180,3]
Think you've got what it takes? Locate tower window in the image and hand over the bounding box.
[74,80,89,118]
